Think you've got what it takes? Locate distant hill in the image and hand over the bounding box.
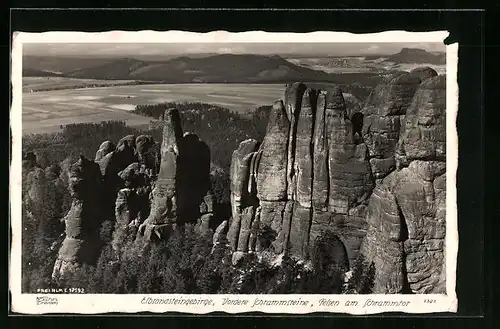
[62,54,337,83]
[22,68,61,77]
[23,56,113,74]
[66,58,150,80]
[130,53,218,61]
[384,48,445,65]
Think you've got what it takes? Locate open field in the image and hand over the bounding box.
[22,77,139,93]
[21,83,287,135]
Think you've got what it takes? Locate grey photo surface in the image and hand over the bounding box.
[11,31,456,314]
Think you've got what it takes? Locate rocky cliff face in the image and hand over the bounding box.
[359,74,447,294]
[360,67,439,181]
[227,83,374,266]
[226,68,447,295]
[361,73,422,180]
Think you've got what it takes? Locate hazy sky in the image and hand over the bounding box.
[23,42,445,57]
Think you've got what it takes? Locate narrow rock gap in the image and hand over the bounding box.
[287,85,306,195]
[306,89,319,259]
[396,199,412,294]
[322,91,330,208]
[363,143,376,195]
[306,206,313,260]
[351,112,364,144]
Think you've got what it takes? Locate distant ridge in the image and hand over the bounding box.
[22,56,113,74]
[63,54,337,83]
[384,48,445,65]
[23,54,350,83]
[66,58,149,80]
[22,68,61,77]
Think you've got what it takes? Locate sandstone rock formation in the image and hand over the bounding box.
[227,83,374,265]
[95,134,157,245]
[409,66,438,82]
[94,141,116,162]
[226,72,447,294]
[359,75,446,294]
[361,67,439,180]
[52,132,161,273]
[136,108,216,242]
[23,167,60,248]
[111,162,152,255]
[52,156,103,279]
[213,220,229,252]
[98,135,139,182]
[361,73,421,180]
[113,186,139,254]
[178,132,214,234]
[135,135,156,175]
[25,168,50,212]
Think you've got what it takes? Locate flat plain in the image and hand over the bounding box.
[22,77,138,93]
[21,83,287,135]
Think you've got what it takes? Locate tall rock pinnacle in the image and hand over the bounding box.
[256,100,290,202]
[137,108,183,240]
[137,108,216,242]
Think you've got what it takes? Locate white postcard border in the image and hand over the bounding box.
[10,30,458,315]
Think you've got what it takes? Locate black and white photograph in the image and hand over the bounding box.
[10,31,458,314]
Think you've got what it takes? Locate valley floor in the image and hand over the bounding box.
[20,83,287,135]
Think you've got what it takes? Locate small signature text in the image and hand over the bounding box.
[36,296,58,305]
